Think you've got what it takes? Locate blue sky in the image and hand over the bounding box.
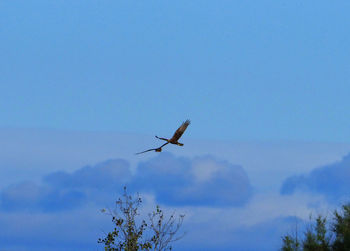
[1,0,350,250]
[1,0,350,141]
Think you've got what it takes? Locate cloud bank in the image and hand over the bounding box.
[1,153,252,213]
[132,153,252,207]
[1,159,132,212]
[281,153,350,203]
[0,150,342,251]
[0,152,255,250]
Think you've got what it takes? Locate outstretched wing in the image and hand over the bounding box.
[170,120,190,141]
[135,142,169,155]
[135,148,157,155]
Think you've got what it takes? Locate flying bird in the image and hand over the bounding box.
[136,120,190,155]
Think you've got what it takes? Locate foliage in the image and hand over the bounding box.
[332,204,350,251]
[302,215,331,251]
[281,204,350,251]
[98,187,185,251]
[281,234,301,251]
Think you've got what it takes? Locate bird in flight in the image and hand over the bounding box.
[136,120,191,155]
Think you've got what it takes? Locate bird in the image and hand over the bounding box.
[136,120,190,155]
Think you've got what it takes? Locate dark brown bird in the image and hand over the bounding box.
[136,120,190,155]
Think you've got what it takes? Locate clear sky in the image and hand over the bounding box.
[1,1,350,250]
[1,0,350,141]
